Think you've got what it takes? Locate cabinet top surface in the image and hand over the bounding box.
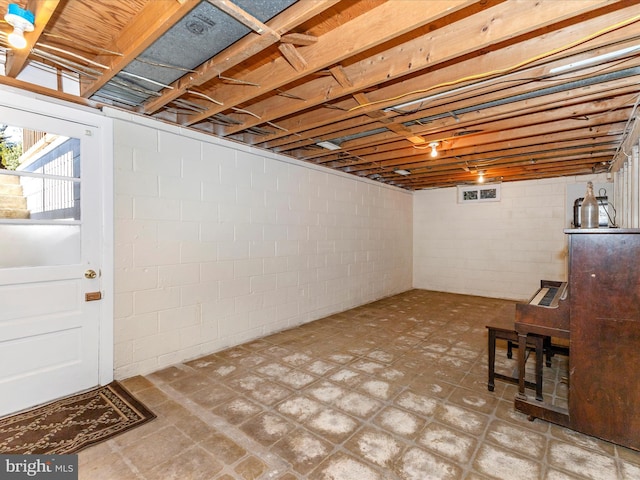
[564,228,640,234]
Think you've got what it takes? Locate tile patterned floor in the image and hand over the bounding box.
[78,290,640,479]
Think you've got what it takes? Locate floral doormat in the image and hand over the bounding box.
[0,382,155,454]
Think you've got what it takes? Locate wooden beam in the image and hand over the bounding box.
[0,74,101,109]
[353,93,388,119]
[399,72,640,144]
[225,0,618,139]
[336,103,633,154]
[206,0,269,34]
[382,110,631,161]
[79,0,201,98]
[141,0,340,114]
[330,66,387,120]
[384,156,612,182]
[327,120,626,169]
[5,0,61,78]
[345,137,619,171]
[348,143,618,176]
[384,123,426,144]
[295,104,631,165]
[345,138,622,174]
[355,152,615,182]
[265,50,640,154]
[281,33,318,46]
[399,155,614,186]
[329,66,352,88]
[278,43,307,72]
[336,72,640,156]
[182,0,479,126]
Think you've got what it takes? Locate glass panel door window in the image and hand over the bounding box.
[0,127,81,267]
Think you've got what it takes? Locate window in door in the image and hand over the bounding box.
[0,126,81,268]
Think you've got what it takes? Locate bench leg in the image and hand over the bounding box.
[544,336,552,367]
[534,335,544,401]
[516,332,528,400]
[488,328,497,391]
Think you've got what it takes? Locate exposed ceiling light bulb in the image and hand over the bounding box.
[8,29,27,49]
[4,4,34,50]
[478,170,485,183]
[429,142,439,158]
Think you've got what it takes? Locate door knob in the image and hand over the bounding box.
[84,269,97,279]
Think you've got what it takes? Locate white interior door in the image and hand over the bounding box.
[0,99,111,417]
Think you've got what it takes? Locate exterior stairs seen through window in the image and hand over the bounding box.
[0,173,29,219]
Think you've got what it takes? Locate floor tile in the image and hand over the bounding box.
[484,418,547,458]
[547,441,618,479]
[372,406,424,441]
[308,452,382,480]
[398,446,463,480]
[343,426,404,469]
[473,443,542,480]
[417,421,477,463]
[271,428,333,475]
[239,412,295,447]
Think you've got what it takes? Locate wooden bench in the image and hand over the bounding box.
[486,305,549,401]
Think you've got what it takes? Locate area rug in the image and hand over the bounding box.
[0,382,155,454]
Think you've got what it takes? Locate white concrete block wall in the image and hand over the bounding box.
[413,174,609,300]
[112,112,412,379]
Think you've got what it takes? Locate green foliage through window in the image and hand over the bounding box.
[0,124,23,170]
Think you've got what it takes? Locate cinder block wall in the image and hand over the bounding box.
[112,113,413,379]
[413,175,609,301]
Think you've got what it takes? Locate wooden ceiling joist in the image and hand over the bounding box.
[181,0,480,127]
[3,0,639,189]
[141,0,340,114]
[206,0,271,34]
[280,33,317,45]
[278,43,307,71]
[78,0,202,98]
[248,2,639,151]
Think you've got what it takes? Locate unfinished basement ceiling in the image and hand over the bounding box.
[93,0,299,106]
[1,0,639,190]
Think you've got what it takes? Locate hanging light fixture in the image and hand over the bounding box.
[4,4,34,50]
[477,170,485,183]
[429,142,439,158]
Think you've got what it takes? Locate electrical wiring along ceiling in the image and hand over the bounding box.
[0,0,639,190]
